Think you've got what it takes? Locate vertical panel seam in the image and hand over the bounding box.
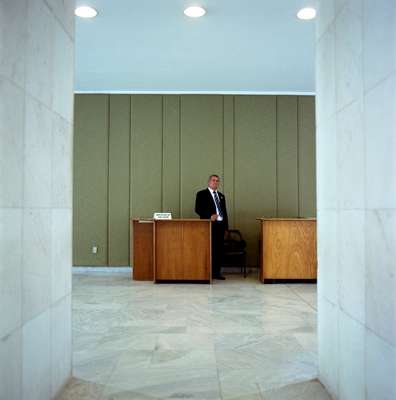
[275,96,279,217]
[128,95,132,265]
[222,96,225,184]
[295,96,299,217]
[314,98,317,215]
[130,96,134,221]
[161,95,164,211]
[179,95,182,218]
[232,96,235,228]
[106,95,111,265]
[297,96,301,217]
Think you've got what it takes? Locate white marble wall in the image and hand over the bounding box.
[0,0,74,398]
[316,1,396,399]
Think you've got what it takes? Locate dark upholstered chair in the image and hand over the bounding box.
[222,229,248,277]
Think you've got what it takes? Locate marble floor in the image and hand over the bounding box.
[57,272,331,400]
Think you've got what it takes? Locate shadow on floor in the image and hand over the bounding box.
[57,377,332,399]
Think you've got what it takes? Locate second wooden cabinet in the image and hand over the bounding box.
[258,218,317,283]
[132,219,211,283]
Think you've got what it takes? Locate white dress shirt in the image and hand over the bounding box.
[208,187,223,221]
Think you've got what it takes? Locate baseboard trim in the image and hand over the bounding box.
[73,266,132,273]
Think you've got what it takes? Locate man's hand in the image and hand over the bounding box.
[210,214,218,221]
[224,230,230,240]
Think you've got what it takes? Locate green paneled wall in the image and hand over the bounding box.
[277,96,299,217]
[108,95,130,265]
[162,95,181,216]
[234,96,277,264]
[223,96,235,227]
[73,94,316,266]
[130,95,163,219]
[180,95,224,218]
[73,95,109,265]
[298,96,316,217]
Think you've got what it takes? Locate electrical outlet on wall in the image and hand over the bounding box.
[92,245,98,254]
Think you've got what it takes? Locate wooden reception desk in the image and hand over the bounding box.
[132,219,211,283]
[257,218,317,283]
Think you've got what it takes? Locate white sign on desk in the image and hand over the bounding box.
[153,212,172,220]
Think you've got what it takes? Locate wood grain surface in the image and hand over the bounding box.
[154,220,211,282]
[132,219,154,280]
[259,219,317,281]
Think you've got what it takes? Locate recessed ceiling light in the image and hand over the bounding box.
[184,6,206,18]
[297,7,316,20]
[75,6,98,18]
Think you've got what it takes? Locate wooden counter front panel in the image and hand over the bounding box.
[261,220,317,281]
[132,220,154,281]
[154,221,183,280]
[154,221,211,281]
[182,221,211,280]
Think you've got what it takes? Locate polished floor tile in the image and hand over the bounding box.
[57,272,330,400]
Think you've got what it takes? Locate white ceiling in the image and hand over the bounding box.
[75,0,316,93]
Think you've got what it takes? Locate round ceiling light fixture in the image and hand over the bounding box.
[297,7,316,20]
[184,6,206,18]
[75,6,98,18]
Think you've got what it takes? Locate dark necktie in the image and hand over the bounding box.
[213,191,223,217]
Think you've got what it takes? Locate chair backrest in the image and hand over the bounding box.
[224,229,247,252]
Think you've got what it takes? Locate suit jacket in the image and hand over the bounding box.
[195,188,229,231]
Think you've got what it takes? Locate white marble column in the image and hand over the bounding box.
[316,0,396,399]
[0,0,74,398]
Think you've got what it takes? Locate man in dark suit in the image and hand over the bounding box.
[195,174,228,280]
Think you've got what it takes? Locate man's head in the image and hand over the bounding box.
[208,174,220,191]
